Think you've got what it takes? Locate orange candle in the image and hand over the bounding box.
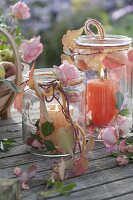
[87,79,118,126]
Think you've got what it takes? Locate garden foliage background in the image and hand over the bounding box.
[1,0,133,68]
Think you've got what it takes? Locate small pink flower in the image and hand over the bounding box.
[11,1,30,20]
[116,155,129,166]
[14,167,22,176]
[101,126,119,148]
[20,36,43,63]
[128,48,133,62]
[54,60,79,86]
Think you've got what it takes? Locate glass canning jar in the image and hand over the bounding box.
[74,19,133,139]
[22,69,86,157]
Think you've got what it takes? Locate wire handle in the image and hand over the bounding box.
[84,18,105,39]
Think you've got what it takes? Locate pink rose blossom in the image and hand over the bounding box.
[116,155,129,166]
[54,60,79,86]
[11,1,30,20]
[20,36,43,63]
[101,126,119,148]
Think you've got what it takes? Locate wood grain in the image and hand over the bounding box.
[0,108,132,200]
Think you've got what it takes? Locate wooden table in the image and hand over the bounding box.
[0,108,133,200]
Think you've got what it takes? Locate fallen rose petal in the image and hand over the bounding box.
[58,158,65,181]
[32,140,43,149]
[74,156,88,176]
[14,167,22,176]
[26,164,39,178]
[21,182,30,190]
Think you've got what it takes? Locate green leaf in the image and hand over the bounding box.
[119,109,129,116]
[44,140,56,151]
[115,91,124,110]
[15,37,22,45]
[55,182,76,196]
[0,139,16,152]
[56,127,75,156]
[126,136,133,144]
[112,152,120,157]
[0,35,7,42]
[41,121,55,136]
[30,132,42,142]
[40,181,76,197]
[0,79,19,93]
[44,178,54,188]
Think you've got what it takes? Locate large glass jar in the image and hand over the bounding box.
[74,19,133,139]
[22,69,86,157]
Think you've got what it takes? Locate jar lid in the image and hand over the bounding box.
[75,34,132,48]
[75,19,132,49]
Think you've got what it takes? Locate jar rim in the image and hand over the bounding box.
[75,34,132,48]
[23,68,85,86]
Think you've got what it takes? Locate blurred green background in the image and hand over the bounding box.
[3,0,133,68]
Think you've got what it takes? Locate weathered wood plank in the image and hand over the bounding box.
[34,176,133,200]
[0,117,22,126]
[0,124,22,139]
[0,144,27,159]
[0,156,116,179]
[110,192,133,200]
[0,146,110,169]
[21,166,133,200]
[1,108,133,200]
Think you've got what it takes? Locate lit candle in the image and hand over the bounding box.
[86,68,118,126]
[40,104,73,145]
[47,104,70,129]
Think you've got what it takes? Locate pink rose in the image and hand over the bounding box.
[11,1,30,20]
[116,155,129,166]
[54,60,79,86]
[101,126,119,148]
[20,36,43,63]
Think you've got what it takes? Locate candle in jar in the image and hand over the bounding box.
[47,104,71,129]
[40,104,73,145]
[86,69,118,126]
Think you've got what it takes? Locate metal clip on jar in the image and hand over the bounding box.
[74,19,133,138]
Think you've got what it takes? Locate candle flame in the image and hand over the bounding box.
[100,67,104,79]
[55,104,59,111]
